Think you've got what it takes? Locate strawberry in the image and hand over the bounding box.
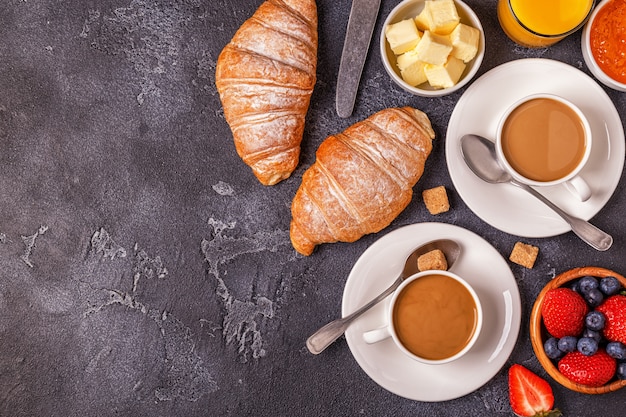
[508,364,561,417]
[558,349,616,387]
[596,294,626,344]
[541,287,589,338]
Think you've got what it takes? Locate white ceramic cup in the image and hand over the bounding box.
[363,270,483,365]
[496,93,593,202]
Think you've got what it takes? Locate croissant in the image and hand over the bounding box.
[290,107,435,256]
[215,0,318,186]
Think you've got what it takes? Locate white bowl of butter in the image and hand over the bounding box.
[380,0,485,97]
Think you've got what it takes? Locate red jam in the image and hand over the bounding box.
[590,0,626,84]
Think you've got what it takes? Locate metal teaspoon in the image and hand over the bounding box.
[460,133,612,251]
[306,238,461,355]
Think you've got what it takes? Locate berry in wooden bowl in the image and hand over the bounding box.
[530,266,626,394]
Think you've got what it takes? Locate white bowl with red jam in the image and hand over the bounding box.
[581,0,626,92]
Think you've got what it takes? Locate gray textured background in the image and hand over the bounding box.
[0,0,624,416]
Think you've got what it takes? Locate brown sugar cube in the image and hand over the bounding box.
[509,242,539,269]
[417,249,448,272]
[423,186,450,215]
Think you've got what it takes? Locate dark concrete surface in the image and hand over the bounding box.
[0,0,624,416]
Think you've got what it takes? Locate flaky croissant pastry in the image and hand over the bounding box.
[290,107,435,256]
[215,0,318,186]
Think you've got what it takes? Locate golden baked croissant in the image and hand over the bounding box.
[215,0,318,186]
[290,107,435,256]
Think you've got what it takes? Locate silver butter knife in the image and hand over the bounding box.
[336,0,381,118]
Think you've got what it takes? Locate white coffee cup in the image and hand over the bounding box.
[496,93,592,202]
[363,270,483,365]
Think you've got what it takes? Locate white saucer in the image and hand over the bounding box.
[446,58,625,238]
[343,222,521,402]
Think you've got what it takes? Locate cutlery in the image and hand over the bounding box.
[460,133,612,251]
[335,0,381,118]
[306,238,461,354]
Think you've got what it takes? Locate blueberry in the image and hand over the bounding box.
[600,276,622,296]
[557,336,578,353]
[585,311,606,331]
[606,342,626,360]
[544,337,562,359]
[618,363,626,380]
[578,276,599,294]
[584,288,604,307]
[577,337,599,356]
[570,280,581,293]
[583,328,602,343]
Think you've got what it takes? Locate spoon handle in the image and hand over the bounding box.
[306,276,403,354]
[516,182,612,251]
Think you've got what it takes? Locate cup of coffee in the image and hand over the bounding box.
[496,93,593,202]
[363,270,483,365]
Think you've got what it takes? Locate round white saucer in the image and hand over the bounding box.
[446,58,625,238]
[343,223,521,402]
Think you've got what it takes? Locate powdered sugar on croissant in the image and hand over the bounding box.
[215,0,318,185]
[290,107,435,256]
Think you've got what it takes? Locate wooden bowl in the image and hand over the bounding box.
[530,266,626,394]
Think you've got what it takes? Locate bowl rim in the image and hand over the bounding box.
[379,0,485,97]
[530,266,626,394]
[581,0,626,91]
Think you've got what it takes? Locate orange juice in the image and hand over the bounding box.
[498,0,595,47]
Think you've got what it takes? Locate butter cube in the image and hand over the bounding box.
[414,6,431,31]
[426,0,460,35]
[396,49,428,86]
[402,61,428,86]
[415,0,461,35]
[414,30,453,66]
[450,23,480,62]
[396,48,419,71]
[424,55,466,89]
[385,19,421,55]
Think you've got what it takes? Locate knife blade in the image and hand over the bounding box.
[336,0,381,118]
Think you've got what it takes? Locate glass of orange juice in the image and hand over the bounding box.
[497,0,595,47]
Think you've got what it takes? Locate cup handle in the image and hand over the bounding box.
[363,325,392,344]
[564,175,591,202]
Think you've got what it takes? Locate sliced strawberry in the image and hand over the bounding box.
[541,288,588,338]
[558,349,616,387]
[596,295,626,344]
[508,364,561,417]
